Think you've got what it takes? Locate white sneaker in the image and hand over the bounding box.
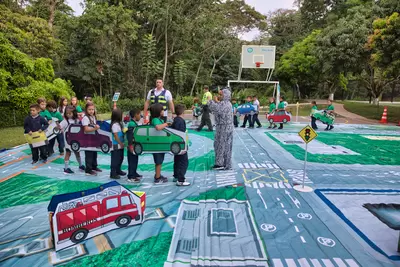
[176,181,191,186]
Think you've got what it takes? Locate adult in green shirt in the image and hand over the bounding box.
[310,101,318,130]
[325,99,335,131]
[196,86,213,131]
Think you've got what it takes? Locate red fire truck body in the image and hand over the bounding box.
[48,182,145,251]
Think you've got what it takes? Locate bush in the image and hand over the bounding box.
[0,104,27,127]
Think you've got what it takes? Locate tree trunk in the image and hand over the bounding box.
[391,83,396,103]
[48,0,56,29]
[144,72,149,100]
[162,6,169,81]
[190,57,203,96]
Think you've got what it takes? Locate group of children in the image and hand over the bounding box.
[24,96,191,187]
[310,99,335,131]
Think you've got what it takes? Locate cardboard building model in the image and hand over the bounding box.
[48,181,146,251]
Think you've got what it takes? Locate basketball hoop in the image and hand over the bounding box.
[255,62,263,68]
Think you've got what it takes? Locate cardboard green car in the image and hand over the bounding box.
[313,110,335,125]
[132,125,188,155]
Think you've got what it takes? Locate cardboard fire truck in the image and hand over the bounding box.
[48,181,146,251]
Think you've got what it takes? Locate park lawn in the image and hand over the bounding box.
[0,113,112,149]
[0,126,25,149]
[343,102,400,123]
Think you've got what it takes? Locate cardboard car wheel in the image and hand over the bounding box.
[71,141,80,152]
[101,142,110,153]
[134,143,143,155]
[283,118,287,123]
[171,142,181,155]
[71,229,88,243]
[269,118,274,123]
[53,127,60,135]
[116,215,131,227]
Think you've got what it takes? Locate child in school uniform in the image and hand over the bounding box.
[71,96,84,118]
[58,97,68,115]
[82,102,102,176]
[47,100,65,155]
[171,104,191,186]
[277,96,286,129]
[267,97,276,129]
[325,99,335,131]
[150,103,171,183]
[59,106,85,173]
[310,101,318,130]
[24,104,49,164]
[37,98,52,121]
[240,96,253,128]
[192,97,200,123]
[232,98,239,127]
[126,108,143,183]
[110,108,126,179]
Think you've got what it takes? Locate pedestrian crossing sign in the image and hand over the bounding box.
[298,125,317,144]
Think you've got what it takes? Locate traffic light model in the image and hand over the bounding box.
[305,128,311,142]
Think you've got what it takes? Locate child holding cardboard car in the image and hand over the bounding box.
[126,108,143,183]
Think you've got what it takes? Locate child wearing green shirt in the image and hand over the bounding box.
[37,98,53,121]
[325,100,335,131]
[267,97,276,129]
[46,100,65,155]
[126,108,143,183]
[277,96,286,129]
[310,101,318,130]
[232,98,239,127]
[150,103,172,184]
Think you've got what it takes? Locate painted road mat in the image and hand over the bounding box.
[0,124,400,267]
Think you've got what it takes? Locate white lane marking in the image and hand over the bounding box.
[285,259,297,267]
[283,210,288,214]
[267,163,273,169]
[272,259,284,267]
[277,198,280,201]
[284,183,292,188]
[294,226,300,232]
[322,259,334,267]
[289,218,294,223]
[345,259,359,267]
[259,183,264,188]
[162,192,172,195]
[273,183,278,188]
[272,164,279,168]
[298,258,311,267]
[256,164,263,168]
[278,181,285,188]
[310,259,322,267]
[261,164,267,168]
[250,163,257,168]
[19,216,34,220]
[333,258,347,267]
[238,163,244,168]
[244,163,250,169]
[300,236,306,243]
[252,182,258,189]
[280,203,285,208]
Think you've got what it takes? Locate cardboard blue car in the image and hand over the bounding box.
[237,104,258,115]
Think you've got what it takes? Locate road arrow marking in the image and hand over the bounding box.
[257,189,267,209]
[285,190,301,208]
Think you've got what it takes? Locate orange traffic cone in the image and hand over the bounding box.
[397,120,400,126]
[380,106,388,124]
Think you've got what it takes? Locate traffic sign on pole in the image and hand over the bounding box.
[294,125,317,193]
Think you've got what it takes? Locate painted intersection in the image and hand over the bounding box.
[0,124,399,267]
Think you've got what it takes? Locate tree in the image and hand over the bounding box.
[173,60,187,96]
[277,30,322,98]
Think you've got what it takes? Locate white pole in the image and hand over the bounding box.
[296,102,299,122]
[302,142,308,189]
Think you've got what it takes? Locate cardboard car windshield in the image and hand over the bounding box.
[132,125,188,156]
[45,118,61,141]
[64,120,113,153]
[48,181,146,251]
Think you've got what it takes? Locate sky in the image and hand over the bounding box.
[66,0,296,40]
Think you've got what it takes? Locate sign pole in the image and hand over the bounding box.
[302,142,308,189]
[296,102,299,122]
[294,125,316,193]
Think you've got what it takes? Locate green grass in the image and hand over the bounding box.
[0,126,25,149]
[343,102,400,123]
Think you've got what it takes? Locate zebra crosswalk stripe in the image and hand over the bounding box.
[261,163,267,168]
[250,163,256,168]
[238,163,244,168]
[252,182,258,189]
[271,258,358,267]
[244,163,250,168]
[237,163,279,169]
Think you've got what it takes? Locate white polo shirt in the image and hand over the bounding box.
[146,88,173,117]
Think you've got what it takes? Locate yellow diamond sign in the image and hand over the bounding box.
[298,125,318,144]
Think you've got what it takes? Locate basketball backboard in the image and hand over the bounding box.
[241,45,276,69]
